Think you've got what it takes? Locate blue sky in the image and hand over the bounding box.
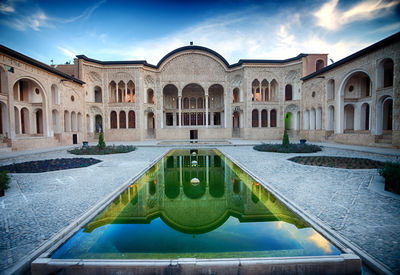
[0,0,399,65]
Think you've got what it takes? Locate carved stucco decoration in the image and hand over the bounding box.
[145,75,154,87]
[285,104,299,113]
[232,74,242,87]
[285,70,300,84]
[88,71,102,83]
[161,53,226,83]
[112,72,133,82]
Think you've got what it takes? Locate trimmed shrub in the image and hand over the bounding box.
[282,130,289,147]
[97,132,106,150]
[379,162,400,195]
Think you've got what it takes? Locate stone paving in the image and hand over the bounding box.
[0,143,399,274]
[0,147,169,274]
[217,146,400,274]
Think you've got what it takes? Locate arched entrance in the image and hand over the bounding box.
[382,98,392,131]
[232,111,240,137]
[147,111,155,138]
[182,83,205,127]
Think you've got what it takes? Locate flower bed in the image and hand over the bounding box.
[0,158,101,173]
[68,145,136,155]
[253,143,322,153]
[289,156,385,169]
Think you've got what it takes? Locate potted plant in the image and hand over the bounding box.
[0,170,10,197]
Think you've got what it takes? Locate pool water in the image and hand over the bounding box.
[51,149,340,259]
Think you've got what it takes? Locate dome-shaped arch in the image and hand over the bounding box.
[157,45,230,71]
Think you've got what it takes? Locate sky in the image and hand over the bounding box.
[0,0,399,66]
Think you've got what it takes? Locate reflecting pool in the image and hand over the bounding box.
[52,149,340,259]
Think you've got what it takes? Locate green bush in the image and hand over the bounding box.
[282,130,289,147]
[379,162,400,195]
[97,132,106,150]
[253,143,321,153]
[0,170,10,191]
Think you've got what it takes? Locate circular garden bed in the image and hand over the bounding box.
[289,156,385,169]
[0,158,101,173]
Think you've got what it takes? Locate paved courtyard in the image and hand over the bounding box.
[0,142,399,274]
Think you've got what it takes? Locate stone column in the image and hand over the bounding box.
[259,110,261,128]
[116,86,119,103]
[178,96,182,128]
[268,83,271,101]
[124,83,127,103]
[205,95,209,127]
[116,111,120,129]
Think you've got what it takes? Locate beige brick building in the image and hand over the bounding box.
[0,32,398,151]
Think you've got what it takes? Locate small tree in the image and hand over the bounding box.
[0,170,10,193]
[282,129,290,147]
[97,131,106,150]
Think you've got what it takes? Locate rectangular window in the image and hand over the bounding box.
[197,112,203,125]
[190,113,196,126]
[214,112,221,126]
[183,113,189,126]
[176,113,180,126]
[166,112,173,126]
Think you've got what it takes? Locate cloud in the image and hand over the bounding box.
[0,0,106,31]
[314,0,400,30]
[58,47,77,59]
[55,0,106,24]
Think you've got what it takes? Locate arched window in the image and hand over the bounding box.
[183,97,189,109]
[35,109,43,134]
[71,111,77,132]
[316,59,324,71]
[360,103,369,130]
[233,88,239,103]
[310,108,316,130]
[119,111,126,128]
[316,107,322,130]
[344,105,354,131]
[252,109,259,127]
[327,79,335,100]
[327,106,334,131]
[197,97,203,109]
[109,81,117,103]
[51,85,59,105]
[190,97,196,109]
[270,109,277,127]
[128,80,135,103]
[110,111,117,129]
[261,109,268,127]
[94,86,102,103]
[64,110,70,132]
[147,89,154,104]
[128,111,135,128]
[382,98,392,131]
[261,79,268,101]
[378,58,394,88]
[251,79,259,102]
[285,84,292,101]
[77,112,82,132]
[304,110,309,130]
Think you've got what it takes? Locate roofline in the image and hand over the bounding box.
[76,55,156,68]
[301,31,400,81]
[0,44,85,85]
[77,46,308,69]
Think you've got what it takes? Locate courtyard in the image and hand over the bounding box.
[0,141,399,274]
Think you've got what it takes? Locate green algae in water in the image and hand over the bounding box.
[52,149,340,259]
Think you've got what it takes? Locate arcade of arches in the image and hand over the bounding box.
[0,32,398,150]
